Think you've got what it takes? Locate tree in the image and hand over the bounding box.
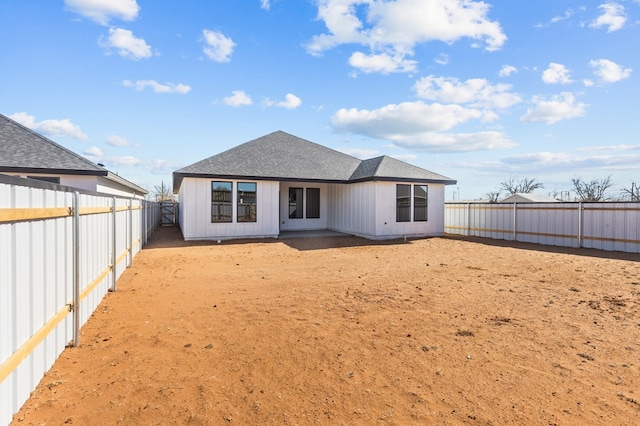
[571,176,613,201]
[485,190,501,203]
[153,181,175,202]
[500,177,544,195]
[621,181,640,201]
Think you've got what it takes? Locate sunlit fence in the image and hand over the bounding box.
[445,201,640,254]
[0,175,160,425]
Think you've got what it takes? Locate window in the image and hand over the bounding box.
[27,176,60,184]
[211,181,232,223]
[237,182,257,222]
[396,184,411,222]
[289,188,303,219]
[306,188,320,219]
[414,185,428,221]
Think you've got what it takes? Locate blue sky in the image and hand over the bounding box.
[1,0,638,200]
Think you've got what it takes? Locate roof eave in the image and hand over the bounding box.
[173,171,457,192]
[0,166,109,177]
[105,171,148,195]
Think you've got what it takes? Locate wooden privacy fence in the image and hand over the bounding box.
[0,175,160,425]
[445,202,640,254]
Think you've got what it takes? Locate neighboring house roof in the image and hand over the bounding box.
[0,113,147,195]
[174,130,456,191]
[499,193,559,203]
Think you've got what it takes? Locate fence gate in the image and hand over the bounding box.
[160,201,177,225]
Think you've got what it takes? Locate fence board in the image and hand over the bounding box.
[445,202,640,253]
[0,177,160,426]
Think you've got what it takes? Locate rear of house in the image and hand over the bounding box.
[173,131,456,241]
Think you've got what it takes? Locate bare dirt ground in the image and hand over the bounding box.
[12,226,640,425]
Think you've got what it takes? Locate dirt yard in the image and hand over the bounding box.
[12,226,640,425]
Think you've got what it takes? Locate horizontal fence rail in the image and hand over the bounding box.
[445,202,640,254]
[0,176,160,426]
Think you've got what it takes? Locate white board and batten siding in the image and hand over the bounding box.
[0,176,159,426]
[279,182,330,231]
[178,177,279,241]
[328,181,447,240]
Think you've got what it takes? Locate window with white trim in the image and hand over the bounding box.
[211,181,232,223]
[237,182,257,222]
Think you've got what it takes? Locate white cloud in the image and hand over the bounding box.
[589,58,632,83]
[105,134,134,147]
[499,65,517,77]
[202,29,235,62]
[260,0,270,10]
[520,92,587,124]
[413,75,521,109]
[306,0,506,73]
[434,53,449,66]
[83,146,103,157]
[223,90,253,107]
[331,101,514,152]
[480,149,640,174]
[278,93,302,109]
[108,155,141,167]
[84,153,182,175]
[64,0,139,25]
[9,112,89,141]
[390,154,418,162]
[333,101,486,135]
[542,63,573,84]
[590,2,626,32]
[348,51,417,74]
[264,93,302,109]
[122,80,191,94]
[535,9,574,28]
[335,147,380,159]
[100,28,152,60]
[389,131,516,153]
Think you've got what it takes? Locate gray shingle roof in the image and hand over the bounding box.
[0,113,106,174]
[0,113,147,195]
[174,131,456,191]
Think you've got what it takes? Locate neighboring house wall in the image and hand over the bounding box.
[2,173,145,199]
[279,182,329,231]
[178,177,279,241]
[96,177,145,199]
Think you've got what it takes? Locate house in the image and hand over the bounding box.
[0,113,147,198]
[173,131,456,241]
[499,193,560,203]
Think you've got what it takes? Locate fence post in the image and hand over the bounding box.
[513,203,518,241]
[128,199,133,267]
[578,202,583,248]
[466,203,471,236]
[111,197,117,291]
[144,200,148,246]
[72,191,80,347]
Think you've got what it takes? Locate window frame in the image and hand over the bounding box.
[305,187,320,219]
[237,182,257,223]
[211,181,233,223]
[288,187,303,219]
[396,184,411,222]
[413,184,428,222]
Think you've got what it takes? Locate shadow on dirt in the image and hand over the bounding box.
[144,225,637,259]
[143,225,412,251]
[444,234,638,261]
